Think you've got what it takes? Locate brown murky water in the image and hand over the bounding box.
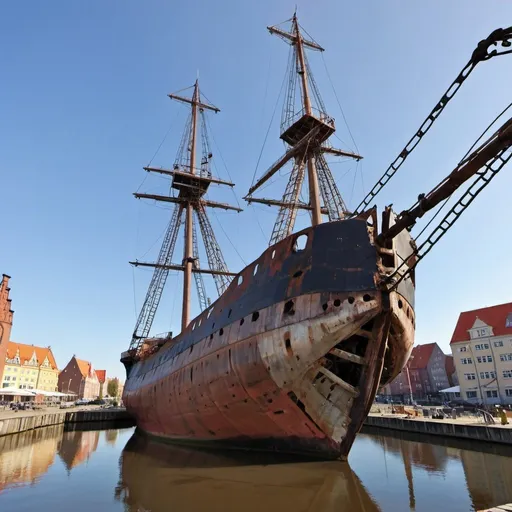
[0,425,511,511]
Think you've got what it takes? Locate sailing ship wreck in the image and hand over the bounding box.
[121,14,512,459]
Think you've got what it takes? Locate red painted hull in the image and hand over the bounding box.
[122,213,416,459]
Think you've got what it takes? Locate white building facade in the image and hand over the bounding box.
[451,303,512,405]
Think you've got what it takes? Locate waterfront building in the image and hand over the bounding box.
[451,302,512,405]
[58,356,100,399]
[1,342,59,391]
[384,343,450,401]
[0,274,14,383]
[96,370,106,397]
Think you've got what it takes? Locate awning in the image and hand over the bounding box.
[31,390,76,397]
[0,387,37,396]
[439,385,460,393]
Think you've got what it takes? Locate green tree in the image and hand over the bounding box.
[107,378,119,398]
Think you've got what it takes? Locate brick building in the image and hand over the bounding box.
[385,343,450,401]
[0,275,14,383]
[58,356,100,400]
[451,302,512,405]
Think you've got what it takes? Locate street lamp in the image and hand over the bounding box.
[405,356,415,405]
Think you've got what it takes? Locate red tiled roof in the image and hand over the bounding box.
[450,302,512,344]
[75,358,93,378]
[96,370,106,384]
[408,343,436,369]
[6,342,58,370]
[445,355,455,375]
[34,346,58,370]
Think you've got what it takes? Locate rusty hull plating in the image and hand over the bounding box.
[122,209,415,459]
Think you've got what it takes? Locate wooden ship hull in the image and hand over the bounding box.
[122,210,415,460]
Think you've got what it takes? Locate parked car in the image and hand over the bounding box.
[89,398,107,406]
[75,398,90,406]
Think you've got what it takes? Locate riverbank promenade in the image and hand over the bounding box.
[0,405,134,437]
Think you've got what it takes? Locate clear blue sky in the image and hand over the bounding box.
[1,1,511,381]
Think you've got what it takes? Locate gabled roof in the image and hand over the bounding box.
[450,302,512,344]
[34,346,58,370]
[75,358,94,379]
[445,355,456,375]
[96,370,106,384]
[409,343,437,369]
[6,342,58,370]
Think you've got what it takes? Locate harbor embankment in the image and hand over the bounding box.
[0,407,135,437]
[364,413,512,445]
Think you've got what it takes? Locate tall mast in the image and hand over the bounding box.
[128,80,242,354]
[244,12,362,245]
[182,80,199,330]
[292,14,322,226]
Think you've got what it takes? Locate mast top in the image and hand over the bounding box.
[267,12,325,52]
[244,13,361,246]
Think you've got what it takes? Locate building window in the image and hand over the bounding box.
[459,346,467,352]
[486,390,498,398]
[503,370,512,379]
[461,358,473,364]
[506,389,512,397]
[464,373,476,380]
[475,343,490,351]
[500,354,512,362]
[477,355,493,363]
[495,341,504,347]
[5,376,10,381]
[466,391,477,398]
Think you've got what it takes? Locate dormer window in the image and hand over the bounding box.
[468,318,493,339]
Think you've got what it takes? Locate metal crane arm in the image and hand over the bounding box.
[379,117,512,243]
[354,26,512,216]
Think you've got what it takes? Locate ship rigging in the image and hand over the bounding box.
[130,81,241,353]
[122,13,512,460]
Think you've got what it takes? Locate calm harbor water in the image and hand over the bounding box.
[0,425,511,512]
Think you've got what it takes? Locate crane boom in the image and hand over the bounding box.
[354,26,512,216]
[380,117,512,242]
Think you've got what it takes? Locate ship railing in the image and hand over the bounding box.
[173,164,212,178]
[280,107,335,134]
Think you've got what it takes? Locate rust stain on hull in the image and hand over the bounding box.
[122,214,416,460]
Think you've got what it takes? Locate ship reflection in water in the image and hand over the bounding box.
[0,426,512,511]
[115,434,378,512]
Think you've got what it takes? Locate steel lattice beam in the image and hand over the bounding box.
[196,204,232,294]
[192,212,208,312]
[316,152,348,220]
[130,204,183,350]
[269,155,307,245]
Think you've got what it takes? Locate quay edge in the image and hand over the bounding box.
[0,409,135,438]
[364,415,512,445]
